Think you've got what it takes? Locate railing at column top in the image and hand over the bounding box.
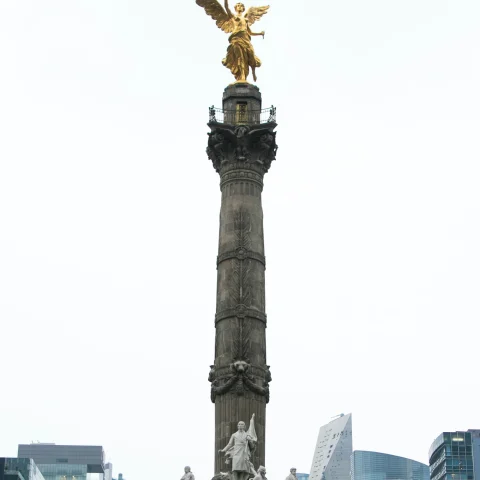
[209,106,276,125]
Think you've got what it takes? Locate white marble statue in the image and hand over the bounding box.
[181,466,195,480]
[219,414,257,480]
[253,466,267,480]
[286,468,297,480]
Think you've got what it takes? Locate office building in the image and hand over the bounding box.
[0,458,46,480]
[429,431,480,480]
[309,414,353,480]
[469,430,480,480]
[352,451,429,480]
[17,445,104,480]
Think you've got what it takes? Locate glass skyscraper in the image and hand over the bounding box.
[17,445,105,480]
[429,431,477,480]
[351,451,429,480]
[0,458,46,480]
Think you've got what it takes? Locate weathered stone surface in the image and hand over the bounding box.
[181,467,195,480]
[207,84,277,475]
[211,474,230,480]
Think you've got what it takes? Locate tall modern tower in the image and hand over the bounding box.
[309,414,353,480]
[206,83,278,475]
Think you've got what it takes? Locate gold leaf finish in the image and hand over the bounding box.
[196,0,270,83]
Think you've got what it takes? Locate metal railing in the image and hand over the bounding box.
[209,106,276,125]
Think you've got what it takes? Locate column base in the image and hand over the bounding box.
[212,473,255,480]
[212,474,230,480]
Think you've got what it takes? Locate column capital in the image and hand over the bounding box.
[207,123,278,175]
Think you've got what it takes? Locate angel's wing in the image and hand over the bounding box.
[196,0,235,33]
[245,5,270,26]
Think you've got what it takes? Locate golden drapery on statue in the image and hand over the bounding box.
[196,0,270,83]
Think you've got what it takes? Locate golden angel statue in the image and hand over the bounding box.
[196,0,270,83]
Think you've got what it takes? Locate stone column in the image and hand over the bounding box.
[206,84,278,475]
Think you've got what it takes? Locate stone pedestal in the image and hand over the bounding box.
[206,83,278,475]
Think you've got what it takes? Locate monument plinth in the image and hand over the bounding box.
[206,83,278,476]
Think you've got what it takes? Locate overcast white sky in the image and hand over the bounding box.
[0,0,479,479]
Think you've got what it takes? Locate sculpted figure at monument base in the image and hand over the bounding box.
[181,467,195,480]
[286,468,297,480]
[253,466,267,480]
[219,414,257,480]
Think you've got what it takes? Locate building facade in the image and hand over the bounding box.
[17,445,104,480]
[429,431,477,480]
[469,430,480,480]
[297,474,310,480]
[309,414,353,480]
[0,459,46,480]
[352,451,429,480]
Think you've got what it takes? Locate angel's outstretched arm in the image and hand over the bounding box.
[247,25,265,37]
[224,0,233,17]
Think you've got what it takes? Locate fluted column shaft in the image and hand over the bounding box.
[214,163,267,473]
[206,83,277,477]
